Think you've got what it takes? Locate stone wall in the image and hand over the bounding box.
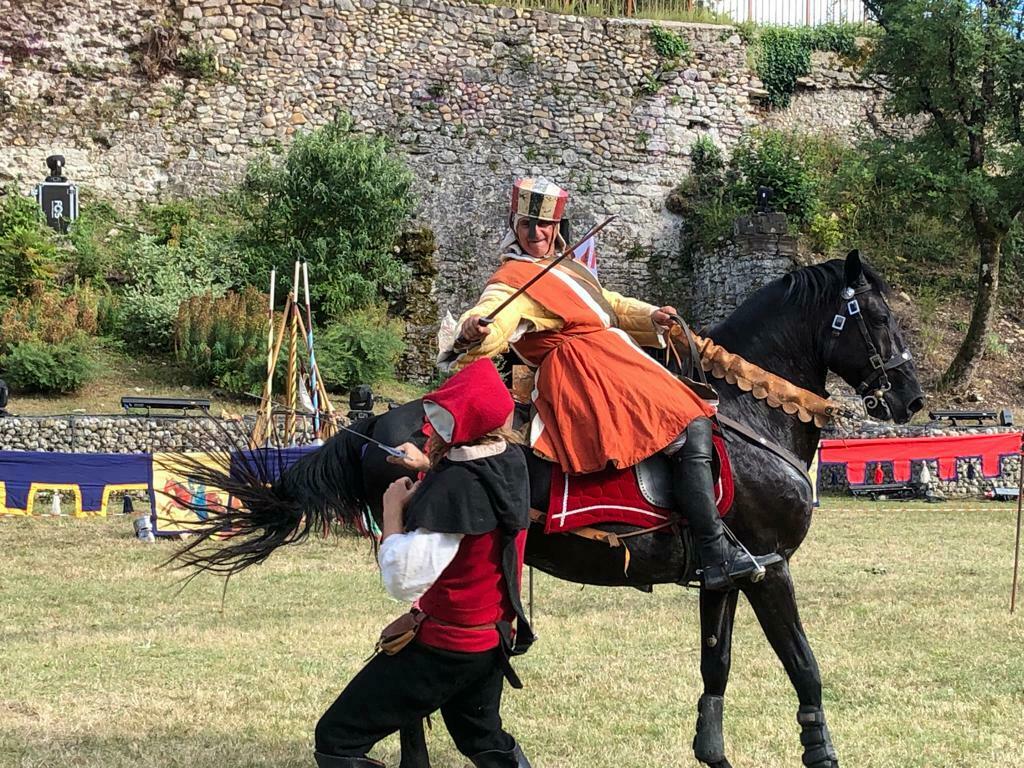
[0,414,316,452]
[690,211,799,328]
[0,0,889,322]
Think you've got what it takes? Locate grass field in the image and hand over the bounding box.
[2,499,1023,768]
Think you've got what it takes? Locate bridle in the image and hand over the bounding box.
[824,281,914,418]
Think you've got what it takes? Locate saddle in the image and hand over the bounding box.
[543,426,734,536]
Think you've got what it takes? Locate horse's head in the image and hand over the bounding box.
[823,251,924,424]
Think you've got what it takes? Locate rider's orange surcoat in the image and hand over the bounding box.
[455,257,715,475]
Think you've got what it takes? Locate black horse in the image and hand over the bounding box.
[175,251,923,768]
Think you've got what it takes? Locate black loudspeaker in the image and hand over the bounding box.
[999,409,1013,427]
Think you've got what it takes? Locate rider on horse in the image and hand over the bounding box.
[438,178,780,591]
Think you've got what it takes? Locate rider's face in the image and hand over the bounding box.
[515,217,558,258]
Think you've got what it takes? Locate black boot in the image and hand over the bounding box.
[314,753,385,768]
[671,418,782,591]
[469,741,532,768]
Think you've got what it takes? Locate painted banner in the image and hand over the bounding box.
[1,446,315,532]
[0,450,151,517]
[153,446,313,535]
[819,431,1023,485]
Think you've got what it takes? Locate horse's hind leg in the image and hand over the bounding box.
[693,587,739,768]
[743,563,839,768]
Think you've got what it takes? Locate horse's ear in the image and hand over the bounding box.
[844,249,863,287]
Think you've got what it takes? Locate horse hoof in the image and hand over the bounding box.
[707,760,733,768]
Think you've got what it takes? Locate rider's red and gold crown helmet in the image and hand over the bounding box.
[510,177,568,223]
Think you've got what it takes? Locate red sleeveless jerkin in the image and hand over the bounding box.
[417,530,528,653]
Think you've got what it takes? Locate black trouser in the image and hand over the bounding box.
[315,642,515,759]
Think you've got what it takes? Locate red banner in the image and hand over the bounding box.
[819,432,1023,484]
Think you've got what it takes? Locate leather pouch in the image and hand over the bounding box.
[376,610,426,656]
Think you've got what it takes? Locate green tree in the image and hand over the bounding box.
[863,0,1024,389]
[239,113,415,319]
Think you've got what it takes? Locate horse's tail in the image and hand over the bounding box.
[167,417,375,578]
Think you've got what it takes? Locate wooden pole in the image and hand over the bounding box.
[1011,431,1024,613]
[301,261,322,440]
[253,269,276,445]
[251,296,292,447]
[293,309,337,439]
[285,262,301,444]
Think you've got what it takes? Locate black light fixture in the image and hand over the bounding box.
[348,385,375,421]
[34,154,79,233]
[756,186,774,214]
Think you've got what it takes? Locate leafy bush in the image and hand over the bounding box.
[649,26,690,61]
[174,287,269,394]
[743,24,860,107]
[177,44,218,81]
[1,336,94,394]
[66,197,132,283]
[315,307,405,391]
[118,208,244,350]
[0,186,58,297]
[238,113,415,319]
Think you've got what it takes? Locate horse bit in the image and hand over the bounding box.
[825,282,914,418]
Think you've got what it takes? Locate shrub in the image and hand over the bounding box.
[118,211,243,350]
[177,44,218,81]
[0,186,58,297]
[744,24,860,107]
[1,336,94,394]
[315,307,405,392]
[649,26,690,61]
[0,286,99,352]
[174,287,269,394]
[239,113,415,319]
[66,197,130,283]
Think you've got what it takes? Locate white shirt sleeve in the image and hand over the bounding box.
[378,528,464,602]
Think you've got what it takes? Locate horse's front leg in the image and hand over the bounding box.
[693,587,739,768]
[398,720,431,768]
[743,563,839,768]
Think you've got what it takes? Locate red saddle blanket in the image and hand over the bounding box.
[546,432,734,535]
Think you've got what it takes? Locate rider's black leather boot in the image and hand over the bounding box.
[314,753,386,768]
[469,742,532,768]
[670,417,781,591]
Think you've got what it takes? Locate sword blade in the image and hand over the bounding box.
[336,423,408,459]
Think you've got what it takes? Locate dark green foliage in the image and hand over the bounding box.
[0,187,57,297]
[174,288,269,395]
[862,0,1024,385]
[315,307,406,391]
[238,113,415,320]
[1,337,94,394]
[66,197,129,283]
[649,25,691,61]
[118,200,245,351]
[177,44,218,81]
[675,130,836,250]
[744,24,860,107]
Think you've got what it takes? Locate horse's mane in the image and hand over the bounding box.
[782,258,891,307]
[722,258,890,331]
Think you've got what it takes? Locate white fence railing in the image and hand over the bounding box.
[711,0,868,25]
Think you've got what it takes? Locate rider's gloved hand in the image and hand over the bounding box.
[456,315,492,347]
[651,305,678,330]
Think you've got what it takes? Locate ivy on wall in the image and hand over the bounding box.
[740,23,861,107]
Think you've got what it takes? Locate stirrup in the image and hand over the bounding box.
[700,551,782,591]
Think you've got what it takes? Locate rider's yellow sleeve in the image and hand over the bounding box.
[602,289,665,348]
[451,284,562,368]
